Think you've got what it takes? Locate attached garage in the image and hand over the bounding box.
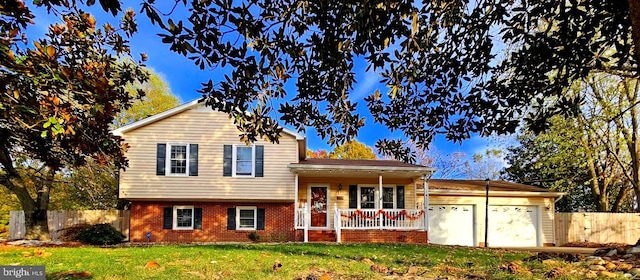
[428,205,474,246]
[416,180,563,247]
[487,205,538,247]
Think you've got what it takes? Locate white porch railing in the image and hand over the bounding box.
[296,205,426,243]
[295,206,306,229]
[335,209,426,230]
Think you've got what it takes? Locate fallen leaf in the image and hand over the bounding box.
[272,260,282,272]
[361,258,374,265]
[371,264,389,274]
[145,260,160,269]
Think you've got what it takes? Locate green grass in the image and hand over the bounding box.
[0,243,596,279]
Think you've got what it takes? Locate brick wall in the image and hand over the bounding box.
[340,230,428,243]
[130,201,297,243]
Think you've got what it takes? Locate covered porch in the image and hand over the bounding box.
[288,159,435,243]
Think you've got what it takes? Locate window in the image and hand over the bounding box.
[355,185,398,209]
[233,145,255,176]
[359,187,375,209]
[173,206,194,230]
[169,144,188,175]
[382,187,395,209]
[236,206,257,230]
[157,143,198,176]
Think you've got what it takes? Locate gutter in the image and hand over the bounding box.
[288,164,435,174]
[417,189,565,198]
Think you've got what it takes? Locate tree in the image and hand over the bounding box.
[1,2,147,239]
[9,1,640,163]
[393,141,467,179]
[59,69,180,210]
[114,70,180,128]
[462,149,505,180]
[306,149,329,159]
[505,74,640,212]
[328,140,377,160]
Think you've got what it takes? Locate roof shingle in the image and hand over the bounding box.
[418,179,553,193]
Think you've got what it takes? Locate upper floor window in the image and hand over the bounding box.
[234,145,254,176]
[156,143,198,176]
[169,144,188,175]
[223,145,264,177]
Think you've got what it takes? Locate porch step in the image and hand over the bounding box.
[308,230,336,242]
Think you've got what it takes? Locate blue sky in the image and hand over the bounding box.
[27,3,506,163]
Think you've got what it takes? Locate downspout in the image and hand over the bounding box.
[294,173,299,228]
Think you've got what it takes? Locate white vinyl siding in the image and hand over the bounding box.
[119,106,298,201]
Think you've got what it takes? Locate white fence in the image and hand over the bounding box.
[9,210,129,241]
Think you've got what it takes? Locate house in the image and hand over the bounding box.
[113,100,563,245]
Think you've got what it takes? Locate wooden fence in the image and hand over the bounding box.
[8,210,129,241]
[555,212,640,246]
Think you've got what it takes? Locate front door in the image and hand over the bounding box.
[310,186,328,227]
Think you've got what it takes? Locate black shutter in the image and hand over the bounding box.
[189,144,198,176]
[349,185,358,209]
[194,207,202,229]
[255,145,264,177]
[223,145,232,176]
[397,185,405,209]
[257,208,265,230]
[227,208,236,230]
[162,207,172,229]
[156,143,166,175]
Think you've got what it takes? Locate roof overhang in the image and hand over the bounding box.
[417,189,565,198]
[288,163,435,179]
[112,99,305,140]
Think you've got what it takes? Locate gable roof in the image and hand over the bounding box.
[416,179,564,197]
[112,99,305,140]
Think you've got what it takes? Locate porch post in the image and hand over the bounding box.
[379,174,383,229]
[334,203,341,243]
[294,173,299,226]
[424,176,429,232]
[303,203,309,243]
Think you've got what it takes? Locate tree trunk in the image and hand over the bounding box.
[3,169,54,240]
[10,182,50,240]
[628,0,640,74]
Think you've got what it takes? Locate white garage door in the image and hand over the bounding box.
[487,205,538,247]
[428,205,474,246]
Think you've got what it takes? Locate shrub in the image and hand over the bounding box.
[75,223,125,245]
[268,233,288,243]
[247,231,260,242]
[57,224,92,241]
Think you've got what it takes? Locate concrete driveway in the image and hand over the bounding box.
[502,247,597,255]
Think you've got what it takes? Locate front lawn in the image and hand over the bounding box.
[0,243,586,279]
